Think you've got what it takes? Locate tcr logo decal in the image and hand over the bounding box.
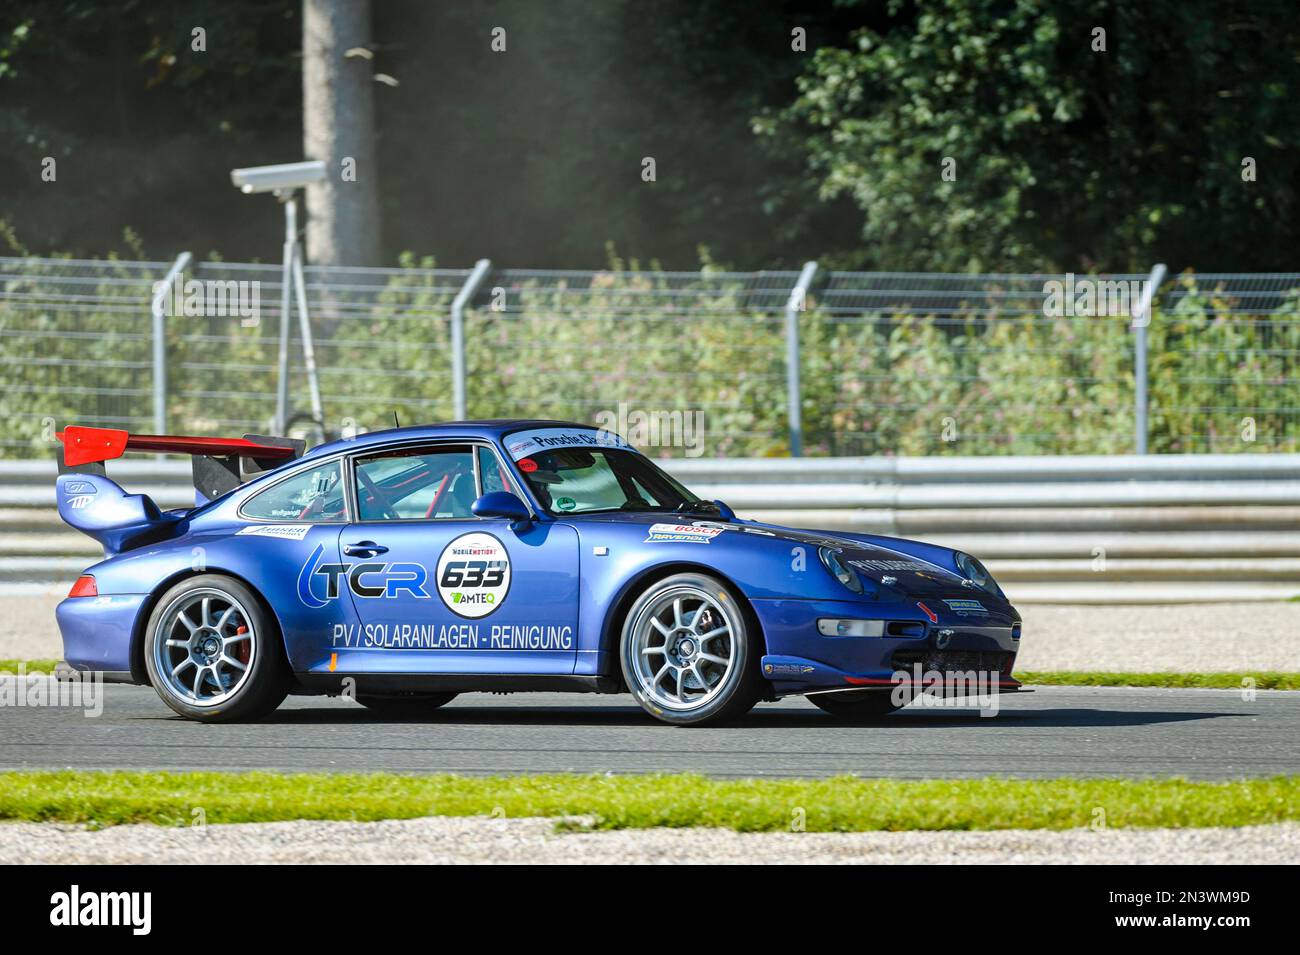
[296,543,430,609]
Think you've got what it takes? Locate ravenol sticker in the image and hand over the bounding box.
[943,598,987,615]
[436,532,511,619]
[237,524,312,541]
[644,523,723,544]
[505,427,636,461]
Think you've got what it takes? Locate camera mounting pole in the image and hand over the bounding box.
[231,161,328,436]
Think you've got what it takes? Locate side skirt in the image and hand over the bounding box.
[293,672,623,696]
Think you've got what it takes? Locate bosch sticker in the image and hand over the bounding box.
[644,523,723,544]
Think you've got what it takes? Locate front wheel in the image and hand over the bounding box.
[809,690,903,720]
[620,572,762,726]
[143,574,290,722]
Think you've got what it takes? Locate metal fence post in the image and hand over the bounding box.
[150,251,192,436]
[1132,263,1167,454]
[785,261,818,457]
[451,258,492,420]
[274,198,298,436]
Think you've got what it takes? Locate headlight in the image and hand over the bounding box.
[819,547,864,595]
[955,552,1001,596]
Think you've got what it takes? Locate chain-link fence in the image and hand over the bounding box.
[1,255,1297,457]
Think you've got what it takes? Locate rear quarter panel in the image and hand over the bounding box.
[84,517,352,675]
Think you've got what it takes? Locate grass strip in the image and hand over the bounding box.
[0,771,1296,832]
[0,660,63,673]
[1016,671,1300,690]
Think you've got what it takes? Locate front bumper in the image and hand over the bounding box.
[751,596,1021,696]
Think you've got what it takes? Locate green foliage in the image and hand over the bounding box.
[2,770,1297,831]
[1,257,1296,457]
[773,0,1300,272]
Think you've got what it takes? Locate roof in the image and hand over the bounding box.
[302,419,591,458]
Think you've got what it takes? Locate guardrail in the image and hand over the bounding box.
[2,455,1296,604]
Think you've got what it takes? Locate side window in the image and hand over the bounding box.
[354,447,477,521]
[477,445,511,495]
[242,460,346,522]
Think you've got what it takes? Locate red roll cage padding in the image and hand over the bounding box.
[425,473,452,519]
[57,426,298,468]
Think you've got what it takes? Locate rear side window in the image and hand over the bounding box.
[242,461,346,522]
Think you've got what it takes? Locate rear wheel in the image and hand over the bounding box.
[809,690,903,720]
[620,572,762,726]
[355,692,458,717]
[143,575,290,722]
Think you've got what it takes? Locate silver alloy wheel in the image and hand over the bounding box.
[628,585,737,711]
[152,588,257,707]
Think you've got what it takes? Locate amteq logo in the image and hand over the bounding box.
[296,543,430,608]
[50,885,151,935]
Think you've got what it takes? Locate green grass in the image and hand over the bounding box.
[0,771,1296,832]
[0,659,62,673]
[1016,671,1300,690]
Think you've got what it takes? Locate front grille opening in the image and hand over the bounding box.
[886,621,926,638]
[891,649,1014,674]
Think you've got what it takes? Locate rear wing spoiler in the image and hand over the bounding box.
[57,426,306,505]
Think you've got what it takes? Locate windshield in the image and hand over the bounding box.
[514,447,704,515]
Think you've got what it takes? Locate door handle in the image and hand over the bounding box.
[344,541,388,557]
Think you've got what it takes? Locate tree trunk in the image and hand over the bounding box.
[302,0,381,266]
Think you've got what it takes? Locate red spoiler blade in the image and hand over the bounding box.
[57,426,298,468]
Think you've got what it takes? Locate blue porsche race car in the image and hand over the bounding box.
[53,420,1022,725]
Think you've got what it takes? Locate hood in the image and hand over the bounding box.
[571,512,1004,603]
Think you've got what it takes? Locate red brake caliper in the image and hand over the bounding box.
[233,624,250,665]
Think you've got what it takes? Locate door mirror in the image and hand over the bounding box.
[712,499,736,522]
[472,490,532,524]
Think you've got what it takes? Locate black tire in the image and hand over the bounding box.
[619,572,763,726]
[355,692,458,717]
[143,574,290,723]
[809,690,903,720]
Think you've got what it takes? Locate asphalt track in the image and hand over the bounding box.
[2,683,1298,779]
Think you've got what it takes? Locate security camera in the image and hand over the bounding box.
[230,160,326,195]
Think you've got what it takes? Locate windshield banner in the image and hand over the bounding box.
[504,427,638,461]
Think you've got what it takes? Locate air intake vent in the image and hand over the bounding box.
[886,621,926,638]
